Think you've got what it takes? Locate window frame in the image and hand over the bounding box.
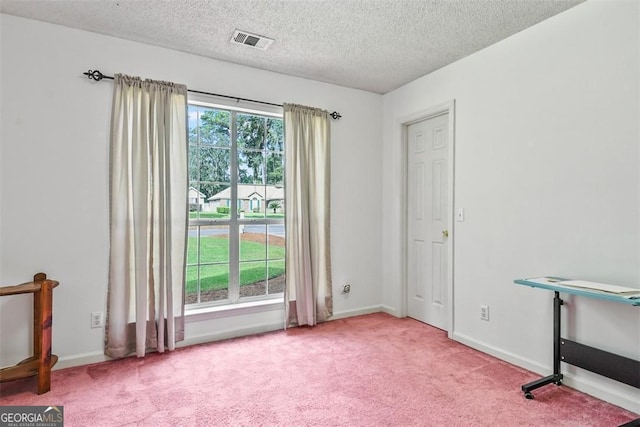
[186,95,285,308]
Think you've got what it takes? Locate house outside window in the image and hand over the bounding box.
[188,186,206,211]
[187,99,285,306]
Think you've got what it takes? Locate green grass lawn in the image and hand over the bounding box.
[186,235,285,294]
[189,212,284,220]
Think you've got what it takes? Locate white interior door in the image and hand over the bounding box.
[406,113,449,329]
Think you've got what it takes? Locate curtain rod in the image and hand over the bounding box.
[83,69,342,120]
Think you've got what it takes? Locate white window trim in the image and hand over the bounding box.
[187,95,285,307]
[185,298,283,323]
[189,93,283,118]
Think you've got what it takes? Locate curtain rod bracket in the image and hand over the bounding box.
[82,68,341,119]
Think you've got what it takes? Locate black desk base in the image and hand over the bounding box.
[521,291,640,425]
[522,292,565,399]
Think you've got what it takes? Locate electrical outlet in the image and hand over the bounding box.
[91,311,104,328]
[480,305,490,321]
[342,284,351,294]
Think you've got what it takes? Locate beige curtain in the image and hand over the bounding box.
[106,74,188,358]
[284,103,332,327]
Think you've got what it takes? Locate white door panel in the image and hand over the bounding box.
[407,113,449,329]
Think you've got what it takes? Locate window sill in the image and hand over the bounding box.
[185,298,284,323]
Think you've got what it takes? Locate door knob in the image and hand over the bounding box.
[442,229,449,238]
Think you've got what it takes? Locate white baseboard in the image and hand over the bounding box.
[55,351,110,370]
[331,305,383,320]
[381,305,400,317]
[452,331,640,415]
[560,372,640,415]
[452,331,547,374]
[179,321,285,348]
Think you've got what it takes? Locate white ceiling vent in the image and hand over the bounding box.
[230,29,274,51]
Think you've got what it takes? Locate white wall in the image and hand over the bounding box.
[382,0,639,413]
[0,14,383,367]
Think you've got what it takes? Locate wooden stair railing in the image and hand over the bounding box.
[0,272,59,394]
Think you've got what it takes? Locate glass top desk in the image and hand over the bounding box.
[514,277,639,406]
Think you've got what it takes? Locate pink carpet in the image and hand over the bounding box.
[1,313,637,426]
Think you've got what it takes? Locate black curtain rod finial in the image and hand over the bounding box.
[83,69,110,81]
[329,111,342,120]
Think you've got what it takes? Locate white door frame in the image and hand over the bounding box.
[400,100,455,337]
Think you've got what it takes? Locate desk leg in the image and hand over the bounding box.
[551,291,563,386]
[521,291,564,399]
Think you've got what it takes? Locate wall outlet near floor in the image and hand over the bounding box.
[480,305,490,321]
[342,284,351,294]
[91,311,104,328]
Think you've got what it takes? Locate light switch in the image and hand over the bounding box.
[456,208,465,222]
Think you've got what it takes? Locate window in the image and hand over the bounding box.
[186,100,285,306]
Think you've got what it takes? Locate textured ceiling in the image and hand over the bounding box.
[0,0,585,94]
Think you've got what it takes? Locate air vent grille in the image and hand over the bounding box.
[231,30,274,51]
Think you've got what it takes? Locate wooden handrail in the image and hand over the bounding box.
[0,274,59,296]
[0,272,59,394]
